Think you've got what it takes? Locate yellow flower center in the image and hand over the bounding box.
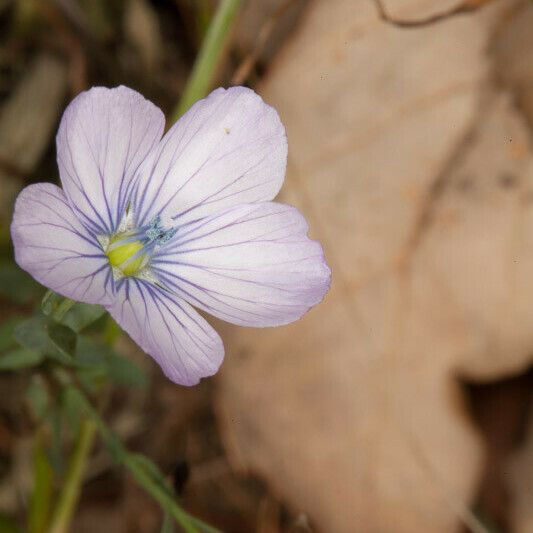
[107,237,146,276]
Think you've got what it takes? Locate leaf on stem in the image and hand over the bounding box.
[13,317,76,366]
[0,348,44,370]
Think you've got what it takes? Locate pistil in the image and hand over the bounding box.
[104,215,176,278]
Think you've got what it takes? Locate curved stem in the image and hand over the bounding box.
[48,419,96,533]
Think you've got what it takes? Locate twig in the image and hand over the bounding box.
[372,0,495,28]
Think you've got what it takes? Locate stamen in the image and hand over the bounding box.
[105,214,177,279]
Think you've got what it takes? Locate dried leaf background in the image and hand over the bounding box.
[217,0,533,531]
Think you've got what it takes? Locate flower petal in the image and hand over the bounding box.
[152,202,331,327]
[57,86,165,235]
[11,183,112,305]
[107,279,224,385]
[133,86,287,227]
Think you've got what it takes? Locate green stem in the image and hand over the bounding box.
[62,383,220,533]
[28,431,54,533]
[172,0,242,120]
[121,454,199,533]
[48,419,96,533]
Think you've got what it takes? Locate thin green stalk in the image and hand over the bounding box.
[28,432,54,533]
[172,0,242,120]
[48,419,96,533]
[62,383,220,533]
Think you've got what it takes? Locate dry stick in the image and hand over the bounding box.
[231,0,299,86]
[372,0,496,28]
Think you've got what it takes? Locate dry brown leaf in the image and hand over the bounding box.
[216,0,533,531]
[0,54,67,220]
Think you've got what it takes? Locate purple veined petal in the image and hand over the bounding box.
[57,86,165,235]
[152,202,331,327]
[107,278,224,386]
[132,86,287,227]
[11,183,113,305]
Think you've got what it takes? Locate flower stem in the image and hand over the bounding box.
[48,419,96,533]
[172,0,242,121]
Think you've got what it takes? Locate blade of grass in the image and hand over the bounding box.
[59,381,221,533]
[28,433,54,533]
[172,0,242,120]
[48,419,96,533]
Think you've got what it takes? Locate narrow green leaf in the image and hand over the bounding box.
[0,348,44,370]
[160,513,174,533]
[28,435,54,533]
[129,454,170,494]
[172,0,242,119]
[61,385,221,533]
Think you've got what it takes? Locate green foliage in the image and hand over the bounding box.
[173,0,242,119]
[0,348,43,370]
[14,316,75,366]
[47,323,77,364]
[62,385,220,533]
[160,514,175,533]
[75,336,148,390]
[42,292,105,333]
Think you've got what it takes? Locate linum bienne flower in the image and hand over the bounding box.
[11,86,331,385]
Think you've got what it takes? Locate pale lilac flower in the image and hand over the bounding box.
[11,86,330,385]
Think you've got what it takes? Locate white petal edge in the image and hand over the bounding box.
[107,279,224,386]
[152,202,331,327]
[132,86,288,227]
[11,183,113,305]
[57,86,165,235]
